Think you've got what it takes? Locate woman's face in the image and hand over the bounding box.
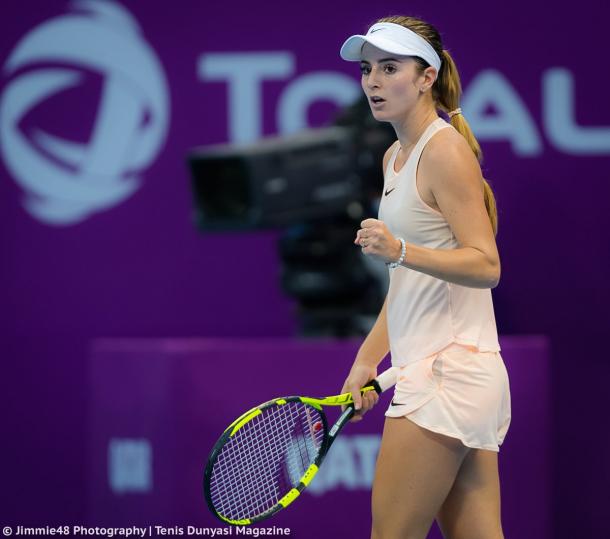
[359,42,424,122]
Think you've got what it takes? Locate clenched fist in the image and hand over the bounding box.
[354,218,402,264]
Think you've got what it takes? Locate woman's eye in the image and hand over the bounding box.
[359,64,395,75]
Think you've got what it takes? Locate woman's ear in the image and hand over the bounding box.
[422,66,438,91]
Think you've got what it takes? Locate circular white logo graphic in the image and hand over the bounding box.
[0,0,170,225]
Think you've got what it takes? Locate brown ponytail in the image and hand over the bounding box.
[376,16,498,235]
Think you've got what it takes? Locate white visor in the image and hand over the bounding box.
[339,22,442,73]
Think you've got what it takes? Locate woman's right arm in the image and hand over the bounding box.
[353,295,390,370]
[341,296,390,421]
[341,142,396,420]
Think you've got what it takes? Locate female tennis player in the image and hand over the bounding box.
[339,16,511,539]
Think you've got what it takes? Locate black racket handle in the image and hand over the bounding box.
[363,378,382,395]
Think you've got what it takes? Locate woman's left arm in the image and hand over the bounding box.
[357,135,500,289]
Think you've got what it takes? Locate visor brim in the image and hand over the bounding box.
[339,34,419,61]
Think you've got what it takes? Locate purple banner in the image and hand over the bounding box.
[88,336,549,538]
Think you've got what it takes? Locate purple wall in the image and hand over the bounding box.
[1,1,609,536]
[87,337,549,538]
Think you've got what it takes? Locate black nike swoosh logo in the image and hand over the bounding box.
[370,28,384,33]
[385,187,395,196]
[390,399,404,406]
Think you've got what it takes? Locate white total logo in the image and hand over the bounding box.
[0,0,169,225]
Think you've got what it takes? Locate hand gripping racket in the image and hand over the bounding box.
[203,367,398,525]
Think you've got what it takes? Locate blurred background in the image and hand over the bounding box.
[1,1,608,537]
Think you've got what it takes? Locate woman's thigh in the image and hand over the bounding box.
[371,416,470,539]
[436,448,504,539]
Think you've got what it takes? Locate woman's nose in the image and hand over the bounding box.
[367,67,381,89]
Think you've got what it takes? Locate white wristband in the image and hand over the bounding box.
[387,237,406,269]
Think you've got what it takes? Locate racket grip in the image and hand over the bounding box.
[374,367,399,393]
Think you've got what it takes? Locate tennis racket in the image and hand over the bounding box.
[203,367,398,525]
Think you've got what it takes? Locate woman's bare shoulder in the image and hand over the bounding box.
[425,125,478,166]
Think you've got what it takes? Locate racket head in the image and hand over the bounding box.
[203,396,330,525]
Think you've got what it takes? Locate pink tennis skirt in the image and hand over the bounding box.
[385,342,511,452]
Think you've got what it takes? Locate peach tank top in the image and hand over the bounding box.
[378,117,500,368]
